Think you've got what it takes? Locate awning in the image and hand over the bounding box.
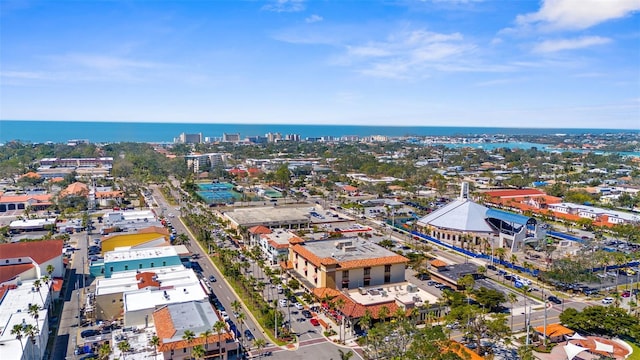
[564,342,588,360]
[594,340,614,354]
[566,333,587,340]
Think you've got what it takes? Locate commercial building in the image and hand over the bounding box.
[153,301,238,359]
[99,226,170,253]
[93,265,200,323]
[174,133,203,144]
[288,237,408,290]
[90,246,183,278]
[0,193,53,213]
[254,228,304,265]
[223,206,312,230]
[0,280,50,360]
[417,183,546,253]
[0,240,64,285]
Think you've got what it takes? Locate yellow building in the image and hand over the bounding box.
[100,226,170,253]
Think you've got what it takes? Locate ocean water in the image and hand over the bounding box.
[1,120,636,144]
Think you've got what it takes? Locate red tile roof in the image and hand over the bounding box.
[0,284,17,302]
[20,172,41,179]
[153,306,231,352]
[0,194,52,204]
[136,272,160,289]
[248,225,271,235]
[484,189,544,198]
[0,264,35,283]
[342,185,358,192]
[534,323,574,337]
[430,259,448,267]
[52,278,64,292]
[0,239,63,264]
[60,182,89,197]
[291,244,407,270]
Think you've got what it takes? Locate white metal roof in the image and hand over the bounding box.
[417,198,493,232]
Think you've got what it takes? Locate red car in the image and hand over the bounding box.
[622,291,631,298]
[310,318,320,326]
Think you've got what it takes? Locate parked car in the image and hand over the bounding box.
[80,329,100,338]
[244,329,255,341]
[622,291,631,298]
[547,296,562,304]
[219,311,230,321]
[487,265,497,271]
[294,302,304,310]
[310,318,320,326]
[279,299,288,307]
[301,310,312,318]
[602,297,614,304]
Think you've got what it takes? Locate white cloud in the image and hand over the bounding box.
[0,71,50,80]
[532,36,611,53]
[515,0,640,31]
[262,0,305,13]
[343,30,474,78]
[51,53,165,71]
[305,14,323,23]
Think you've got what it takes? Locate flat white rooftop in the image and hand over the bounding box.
[105,246,177,263]
[264,229,299,246]
[124,282,207,312]
[95,266,193,296]
[0,280,49,360]
[347,282,439,307]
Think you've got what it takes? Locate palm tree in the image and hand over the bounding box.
[237,312,247,345]
[117,340,131,360]
[33,279,45,306]
[149,335,160,358]
[98,342,112,360]
[28,304,41,332]
[507,293,517,330]
[338,349,354,360]
[200,329,213,352]
[213,320,226,349]
[46,264,55,277]
[495,247,506,265]
[254,338,267,359]
[377,306,390,322]
[231,300,242,316]
[10,324,24,353]
[182,329,196,358]
[192,344,206,360]
[23,323,38,359]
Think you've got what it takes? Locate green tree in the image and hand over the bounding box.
[182,329,195,358]
[98,342,112,360]
[10,324,24,352]
[213,320,226,349]
[337,349,354,360]
[117,340,131,360]
[149,335,160,358]
[192,344,206,360]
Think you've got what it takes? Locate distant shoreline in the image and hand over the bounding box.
[1,120,637,144]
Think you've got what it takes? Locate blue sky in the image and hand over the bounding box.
[1,0,639,129]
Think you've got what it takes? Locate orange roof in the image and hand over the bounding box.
[289,236,305,245]
[430,259,448,267]
[49,177,65,183]
[268,239,290,249]
[0,194,52,204]
[52,278,64,292]
[248,225,271,235]
[291,244,407,270]
[534,323,574,337]
[153,306,231,352]
[0,284,18,302]
[60,182,89,197]
[280,260,293,270]
[342,185,358,192]
[137,226,170,236]
[136,272,160,289]
[312,287,341,300]
[20,172,41,179]
[484,189,545,198]
[0,264,35,283]
[0,239,63,264]
[448,341,484,360]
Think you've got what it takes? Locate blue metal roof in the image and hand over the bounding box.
[485,208,533,226]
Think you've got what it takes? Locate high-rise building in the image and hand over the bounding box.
[174,132,203,144]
